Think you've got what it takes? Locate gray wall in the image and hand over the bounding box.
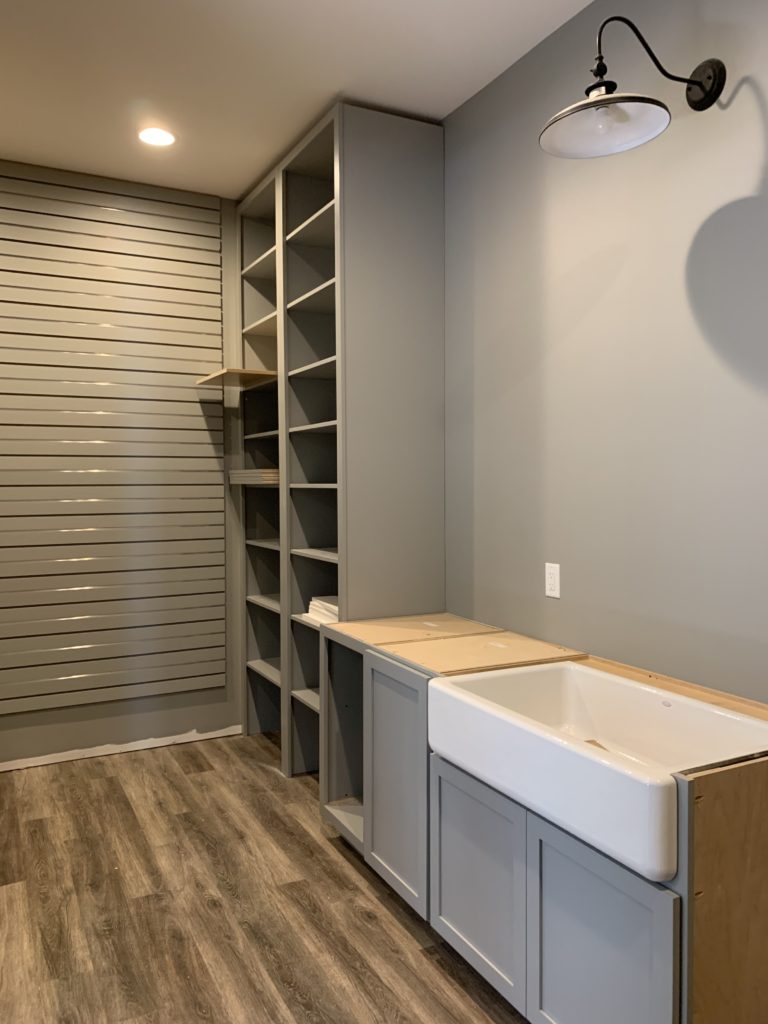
[445,0,768,700]
[0,162,238,764]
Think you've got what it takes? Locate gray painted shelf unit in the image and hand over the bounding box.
[228,104,445,778]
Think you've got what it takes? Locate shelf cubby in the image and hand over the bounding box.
[291,617,320,694]
[242,245,277,283]
[291,486,337,550]
[285,123,334,234]
[291,555,338,617]
[241,181,276,267]
[246,543,280,599]
[286,199,335,247]
[246,670,281,734]
[243,387,278,436]
[246,601,281,676]
[286,278,335,315]
[286,244,335,307]
[290,429,336,484]
[324,640,364,850]
[286,309,336,370]
[247,657,282,688]
[244,487,279,544]
[291,697,320,774]
[288,377,336,429]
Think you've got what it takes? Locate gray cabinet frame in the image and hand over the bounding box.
[363,651,429,917]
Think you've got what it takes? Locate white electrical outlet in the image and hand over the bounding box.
[545,562,560,599]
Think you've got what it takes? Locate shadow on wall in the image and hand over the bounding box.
[687,76,768,387]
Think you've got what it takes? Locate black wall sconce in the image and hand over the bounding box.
[539,16,726,158]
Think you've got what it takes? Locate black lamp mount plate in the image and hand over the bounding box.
[686,58,727,111]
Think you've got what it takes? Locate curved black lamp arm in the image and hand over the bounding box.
[593,15,702,87]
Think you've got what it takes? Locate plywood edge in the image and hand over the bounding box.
[582,656,768,723]
[686,755,768,1024]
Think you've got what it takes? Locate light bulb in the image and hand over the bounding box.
[593,105,617,135]
[139,127,176,147]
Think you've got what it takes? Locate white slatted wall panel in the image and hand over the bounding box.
[0,163,225,715]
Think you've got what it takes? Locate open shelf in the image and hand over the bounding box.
[325,798,364,851]
[292,547,339,564]
[287,278,335,315]
[243,310,278,337]
[289,419,337,435]
[288,356,336,380]
[242,245,277,282]
[290,484,337,491]
[244,429,279,441]
[291,612,321,631]
[196,367,277,388]
[292,688,320,713]
[287,308,336,370]
[247,658,282,687]
[246,594,281,615]
[246,538,280,551]
[286,199,335,247]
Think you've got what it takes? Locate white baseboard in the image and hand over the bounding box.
[0,724,243,773]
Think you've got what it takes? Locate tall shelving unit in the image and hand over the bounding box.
[208,104,444,779]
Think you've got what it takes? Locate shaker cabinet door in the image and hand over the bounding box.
[363,651,430,917]
[526,814,680,1024]
[430,755,528,1015]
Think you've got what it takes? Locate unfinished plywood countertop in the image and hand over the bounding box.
[324,612,500,647]
[381,630,585,675]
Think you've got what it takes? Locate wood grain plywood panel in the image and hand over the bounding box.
[382,630,586,675]
[326,612,501,647]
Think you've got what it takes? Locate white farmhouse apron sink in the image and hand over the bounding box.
[428,661,768,881]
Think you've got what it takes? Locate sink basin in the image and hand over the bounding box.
[428,661,768,880]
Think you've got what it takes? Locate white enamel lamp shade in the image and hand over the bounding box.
[539,92,671,158]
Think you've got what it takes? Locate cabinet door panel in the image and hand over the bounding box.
[363,651,429,916]
[430,755,527,1014]
[527,815,679,1024]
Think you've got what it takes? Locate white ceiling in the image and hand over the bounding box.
[1,0,590,199]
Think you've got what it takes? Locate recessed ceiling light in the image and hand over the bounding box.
[139,127,176,147]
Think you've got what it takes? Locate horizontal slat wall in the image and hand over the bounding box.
[0,163,225,717]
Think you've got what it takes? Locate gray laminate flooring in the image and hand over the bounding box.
[0,734,525,1024]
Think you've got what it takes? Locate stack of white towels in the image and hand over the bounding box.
[307,596,339,625]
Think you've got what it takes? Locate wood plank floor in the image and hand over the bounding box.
[1,734,526,1024]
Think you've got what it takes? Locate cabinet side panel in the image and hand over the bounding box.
[339,105,445,618]
[689,756,768,1024]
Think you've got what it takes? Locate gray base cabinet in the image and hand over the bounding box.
[430,755,527,1014]
[430,756,680,1024]
[363,651,429,917]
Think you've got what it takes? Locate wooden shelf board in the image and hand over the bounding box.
[243,310,278,337]
[246,538,281,552]
[289,483,337,491]
[286,200,336,247]
[241,246,277,281]
[196,367,277,387]
[291,613,321,631]
[288,356,337,381]
[246,594,281,614]
[291,547,339,564]
[246,657,281,687]
[244,429,279,440]
[292,688,321,713]
[325,797,364,850]
[287,278,335,315]
[288,420,337,435]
